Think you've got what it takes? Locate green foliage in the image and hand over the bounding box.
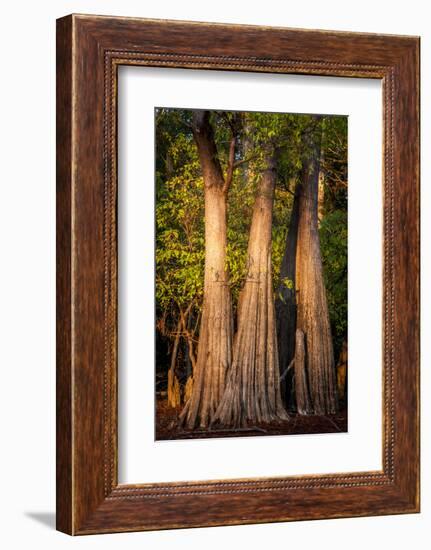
[319,210,348,358]
[155,121,205,313]
[155,175,205,309]
[282,277,294,290]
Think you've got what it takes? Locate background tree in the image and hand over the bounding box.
[295,116,338,414]
[276,115,347,412]
[276,181,300,408]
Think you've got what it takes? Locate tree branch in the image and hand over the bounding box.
[191,110,225,190]
[223,135,236,194]
[280,358,295,381]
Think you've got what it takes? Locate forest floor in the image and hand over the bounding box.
[155,398,347,440]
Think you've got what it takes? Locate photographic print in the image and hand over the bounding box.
[155,108,348,440]
[56,16,420,533]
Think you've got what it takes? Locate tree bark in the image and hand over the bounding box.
[294,329,312,414]
[318,170,325,225]
[296,120,338,415]
[276,181,300,406]
[179,111,234,429]
[214,152,288,427]
[317,124,326,226]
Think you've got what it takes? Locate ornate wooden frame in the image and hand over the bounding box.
[56,14,420,535]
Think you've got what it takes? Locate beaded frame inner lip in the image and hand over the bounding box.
[56,14,420,535]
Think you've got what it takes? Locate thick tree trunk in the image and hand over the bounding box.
[296,120,338,415]
[214,153,287,427]
[293,329,312,414]
[276,181,300,406]
[179,111,233,429]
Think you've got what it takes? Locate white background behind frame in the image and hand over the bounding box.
[1,0,428,548]
[117,66,382,484]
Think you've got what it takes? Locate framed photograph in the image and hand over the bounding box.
[56,14,420,534]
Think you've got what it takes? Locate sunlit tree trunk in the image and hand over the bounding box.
[293,329,312,414]
[317,125,326,226]
[296,120,338,415]
[318,170,325,225]
[214,152,288,427]
[179,111,233,428]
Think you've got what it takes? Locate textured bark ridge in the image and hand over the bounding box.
[214,154,288,427]
[276,182,300,404]
[179,111,234,428]
[296,122,339,415]
[293,329,312,414]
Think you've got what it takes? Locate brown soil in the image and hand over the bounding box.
[155,398,347,440]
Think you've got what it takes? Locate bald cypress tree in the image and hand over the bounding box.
[295,118,338,414]
[214,150,287,427]
[179,111,235,429]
